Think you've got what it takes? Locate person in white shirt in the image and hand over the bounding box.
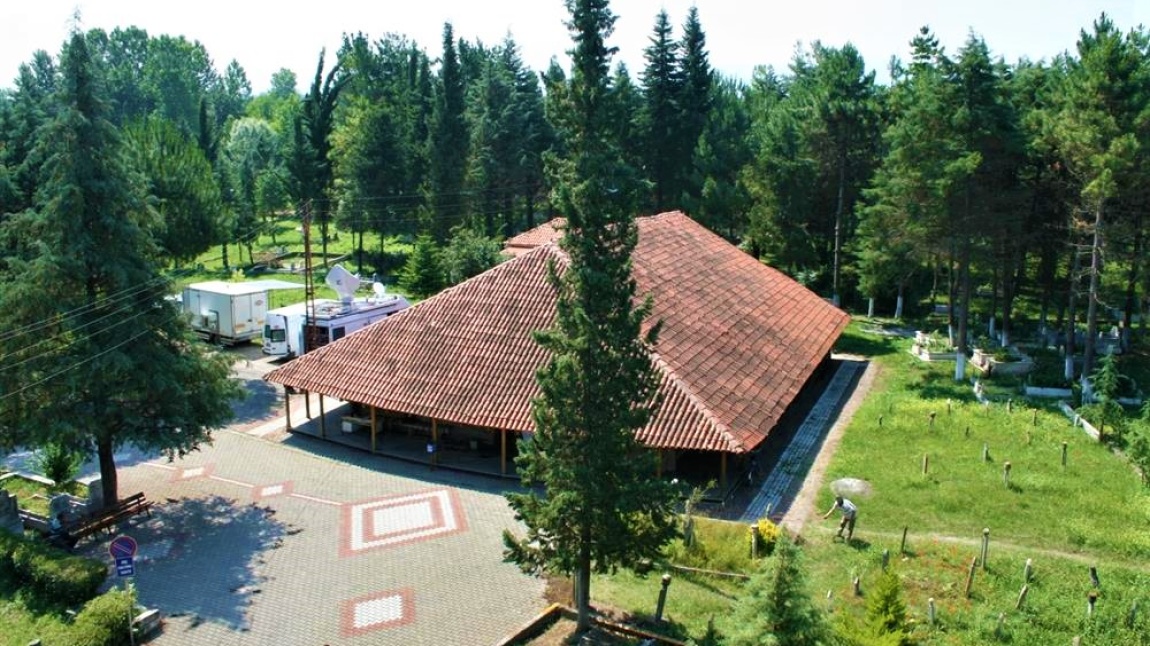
[822,495,858,541]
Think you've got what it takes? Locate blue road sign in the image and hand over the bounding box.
[115,556,135,577]
[109,535,138,560]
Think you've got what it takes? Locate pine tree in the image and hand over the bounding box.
[1047,14,1143,378]
[398,233,445,298]
[299,50,348,264]
[0,31,241,505]
[677,6,714,205]
[640,9,683,211]
[727,535,829,646]
[503,0,679,635]
[124,116,222,266]
[867,571,911,645]
[430,23,469,241]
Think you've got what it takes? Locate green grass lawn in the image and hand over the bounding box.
[168,217,418,312]
[0,476,86,518]
[589,319,1150,644]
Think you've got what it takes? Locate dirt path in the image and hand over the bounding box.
[780,355,879,535]
[803,523,1150,574]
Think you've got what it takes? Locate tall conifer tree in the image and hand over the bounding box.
[430,23,469,240]
[503,0,678,634]
[0,31,240,505]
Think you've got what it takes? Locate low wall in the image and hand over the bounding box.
[1058,401,1101,441]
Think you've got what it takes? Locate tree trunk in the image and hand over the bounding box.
[575,525,593,634]
[895,280,905,320]
[1122,213,1142,352]
[989,264,999,340]
[1082,203,1104,380]
[1065,246,1082,381]
[832,148,846,308]
[356,228,364,276]
[97,433,118,508]
[321,219,330,268]
[1002,249,1023,349]
[948,241,958,348]
[221,242,230,272]
[525,189,536,231]
[956,235,972,382]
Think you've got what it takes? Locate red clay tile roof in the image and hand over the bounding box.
[266,211,848,454]
[502,218,565,257]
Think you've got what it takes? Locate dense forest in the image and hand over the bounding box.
[1,11,1148,384]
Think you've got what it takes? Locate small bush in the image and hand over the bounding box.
[69,587,137,646]
[664,517,752,572]
[866,572,910,645]
[747,517,779,557]
[32,442,84,488]
[5,532,106,606]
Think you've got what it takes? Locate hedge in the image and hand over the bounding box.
[0,529,107,606]
[69,587,137,646]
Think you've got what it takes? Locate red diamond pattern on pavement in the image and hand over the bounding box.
[172,464,214,482]
[340,489,467,557]
[252,481,293,502]
[340,588,415,637]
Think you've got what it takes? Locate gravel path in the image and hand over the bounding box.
[780,355,879,536]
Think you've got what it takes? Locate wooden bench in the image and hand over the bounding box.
[53,492,153,548]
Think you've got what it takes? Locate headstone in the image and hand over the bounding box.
[87,478,104,512]
[0,490,22,535]
[48,494,72,521]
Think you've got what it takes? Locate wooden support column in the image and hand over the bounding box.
[284,389,292,432]
[304,389,312,419]
[501,429,508,476]
[370,406,378,454]
[317,393,326,436]
[656,449,663,477]
[720,453,728,492]
[431,418,439,468]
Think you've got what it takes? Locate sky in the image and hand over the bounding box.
[2,0,1147,93]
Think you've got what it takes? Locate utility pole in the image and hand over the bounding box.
[302,200,323,354]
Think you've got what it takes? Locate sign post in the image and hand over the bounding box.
[109,535,138,646]
[109,535,138,577]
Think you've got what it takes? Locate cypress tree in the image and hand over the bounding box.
[430,23,469,241]
[503,0,679,634]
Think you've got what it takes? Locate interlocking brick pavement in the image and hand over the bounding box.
[79,429,545,645]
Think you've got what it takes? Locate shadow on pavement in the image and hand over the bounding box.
[279,431,518,497]
[229,379,280,425]
[83,494,288,632]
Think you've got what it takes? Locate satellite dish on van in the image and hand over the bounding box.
[372,282,388,299]
[325,264,360,301]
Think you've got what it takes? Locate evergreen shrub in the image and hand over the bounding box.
[2,531,106,606]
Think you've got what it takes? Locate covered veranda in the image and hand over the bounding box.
[277,389,750,493]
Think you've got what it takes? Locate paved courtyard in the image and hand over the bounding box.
[65,347,546,645]
[82,429,545,645]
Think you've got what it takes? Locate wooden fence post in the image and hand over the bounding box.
[964,556,977,598]
[981,528,991,570]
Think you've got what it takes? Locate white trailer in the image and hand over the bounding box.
[182,280,301,345]
[262,294,410,357]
